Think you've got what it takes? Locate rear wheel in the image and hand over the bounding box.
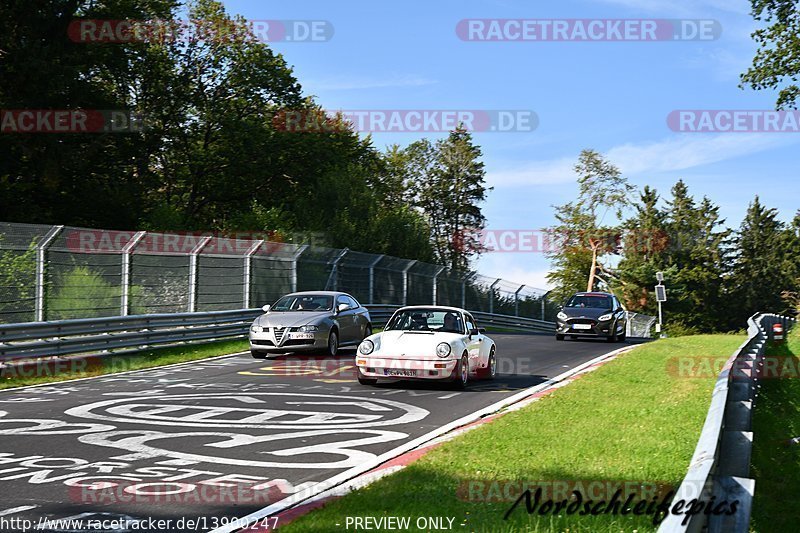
[477,347,496,380]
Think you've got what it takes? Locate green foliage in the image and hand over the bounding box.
[0,0,446,266]
[404,127,490,271]
[47,266,142,320]
[741,0,800,108]
[547,149,633,297]
[0,240,36,321]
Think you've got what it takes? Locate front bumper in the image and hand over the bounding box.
[556,318,615,337]
[249,328,327,353]
[356,357,458,380]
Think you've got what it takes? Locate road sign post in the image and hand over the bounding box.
[655,273,667,337]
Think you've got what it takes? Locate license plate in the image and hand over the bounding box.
[383,369,417,377]
[289,332,314,339]
[572,324,592,330]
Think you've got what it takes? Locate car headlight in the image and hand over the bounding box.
[250,324,263,333]
[359,339,374,355]
[557,311,568,320]
[436,342,451,358]
[598,313,612,321]
[299,324,319,332]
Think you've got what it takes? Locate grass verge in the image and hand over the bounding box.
[0,338,249,390]
[281,335,744,533]
[750,323,800,533]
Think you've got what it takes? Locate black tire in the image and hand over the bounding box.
[363,324,373,341]
[618,330,627,342]
[250,350,268,359]
[451,353,469,390]
[606,330,617,342]
[477,347,496,380]
[555,334,565,341]
[326,329,339,356]
[356,365,377,386]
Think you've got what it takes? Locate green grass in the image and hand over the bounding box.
[751,323,800,533]
[281,334,744,533]
[0,338,249,390]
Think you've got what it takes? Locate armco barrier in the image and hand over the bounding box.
[0,305,558,364]
[658,313,796,533]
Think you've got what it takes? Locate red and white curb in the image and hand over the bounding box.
[218,344,639,532]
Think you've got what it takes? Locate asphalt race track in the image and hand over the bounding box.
[0,334,638,532]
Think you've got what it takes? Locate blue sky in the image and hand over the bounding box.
[221,0,800,290]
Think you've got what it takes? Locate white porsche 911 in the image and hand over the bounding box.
[355,306,497,389]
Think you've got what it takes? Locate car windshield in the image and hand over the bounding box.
[271,294,333,312]
[566,295,613,309]
[385,309,464,333]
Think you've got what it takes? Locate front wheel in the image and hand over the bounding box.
[451,353,469,390]
[326,330,339,356]
[363,324,372,341]
[250,350,268,359]
[555,334,565,341]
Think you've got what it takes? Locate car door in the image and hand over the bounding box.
[464,313,484,372]
[347,295,369,339]
[336,295,357,343]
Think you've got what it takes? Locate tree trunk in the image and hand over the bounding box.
[587,241,598,291]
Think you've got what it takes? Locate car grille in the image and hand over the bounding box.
[568,318,596,325]
[274,327,286,344]
[252,339,275,346]
[284,339,314,346]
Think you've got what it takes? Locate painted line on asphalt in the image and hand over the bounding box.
[0,352,250,394]
[211,343,640,533]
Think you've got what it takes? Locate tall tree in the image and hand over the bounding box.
[408,126,490,272]
[741,0,800,108]
[546,149,633,299]
[728,196,792,325]
[613,185,670,313]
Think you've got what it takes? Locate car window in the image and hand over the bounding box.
[465,318,475,332]
[566,295,613,309]
[272,294,333,311]
[385,309,464,333]
[345,296,358,308]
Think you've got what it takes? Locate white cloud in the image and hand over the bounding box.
[606,133,798,174]
[488,133,798,188]
[486,157,575,187]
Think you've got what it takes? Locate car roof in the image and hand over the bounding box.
[395,305,470,314]
[572,292,614,297]
[284,291,352,297]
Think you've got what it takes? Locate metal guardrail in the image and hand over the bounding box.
[658,313,796,533]
[0,309,262,363]
[365,305,557,333]
[0,305,558,364]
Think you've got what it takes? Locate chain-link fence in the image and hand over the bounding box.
[0,222,560,324]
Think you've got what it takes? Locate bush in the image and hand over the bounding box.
[47,266,142,320]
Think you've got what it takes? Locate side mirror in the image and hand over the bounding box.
[337,303,349,313]
[262,304,271,312]
[478,327,486,334]
[469,328,480,336]
[616,307,624,313]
